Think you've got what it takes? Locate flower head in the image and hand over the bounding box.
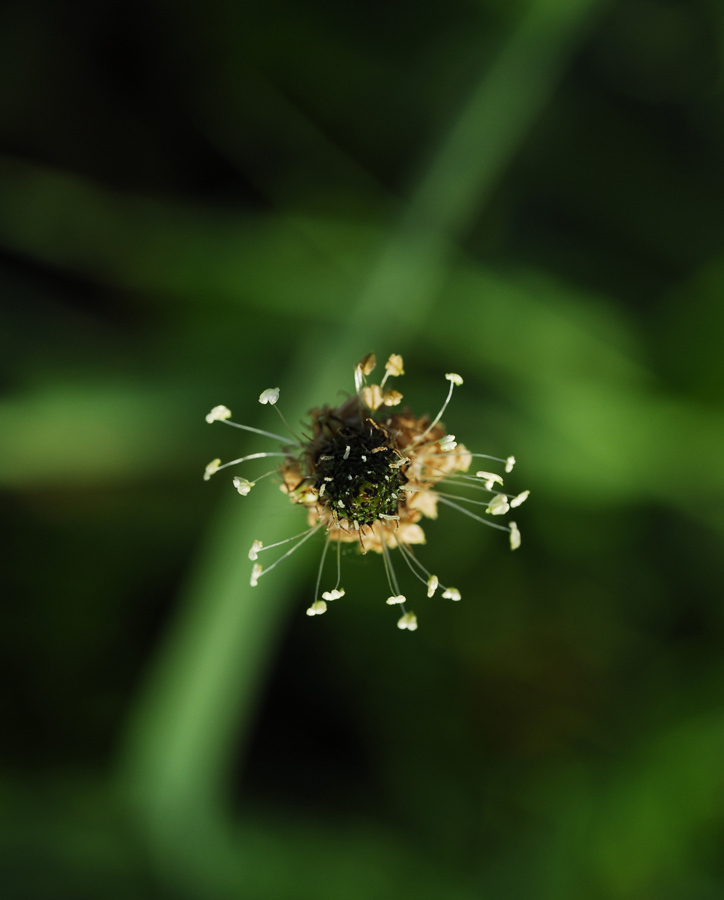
[204,353,528,629]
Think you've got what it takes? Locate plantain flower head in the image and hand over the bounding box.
[203,353,528,630]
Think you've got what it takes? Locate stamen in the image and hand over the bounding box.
[416,374,461,443]
[382,390,403,406]
[306,600,327,616]
[362,384,383,410]
[314,534,332,604]
[379,525,402,597]
[205,405,232,423]
[252,523,323,583]
[510,490,530,508]
[442,587,461,601]
[233,477,254,495]
[436,495,512,533]
[380,353,404,390]
[506,456,516,473]
[395,541,431,589]
[509,521,521,550]
[256,526,329,555]
[334,534,342,591]
[355,353,377,393]
[427,574,439,597]
[397,612,418,631]
[272,403,302,443]
[486,494,510,516]
[203,458,221,480]
[475,471,504,488]
[220,419,297,445]
[386,595,406,605]
[215,451,288,473]
[434,490,506,509]
[258,388,280,405]
[248,540,263,561]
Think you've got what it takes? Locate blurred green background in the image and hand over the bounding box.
[2,0,724,897]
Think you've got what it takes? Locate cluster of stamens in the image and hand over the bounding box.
[203,353,528,631]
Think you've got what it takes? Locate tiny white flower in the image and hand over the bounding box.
[427,575,439,598]
[486,493,510,516]
[205,405,232,424]
[258,387,280,405]
[306,600,328,616]
[386,594,406,605]
[203,458,221,481]
[233,476,254,495]
[397,612,418,631]
[445,373,463,385]
[510,490,530,508]
[250,563,262,587]
[442,587,461,601]
[439,434,457,452]
[505,456,516,473]
[248,540,263,561]
[509,521,521,550]
[322,589,345,601]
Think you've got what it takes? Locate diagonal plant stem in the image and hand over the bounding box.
[117,0,607,889]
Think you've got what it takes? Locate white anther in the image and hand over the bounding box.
[204,459,221,481]
[205,405,232,424]
[306,600,327,616]
[362,384,383,411]
[509,521,521,550]
[397,612,418,631]
[486,493,510,516]
[382,390,403,406]
[442,587,461,601]
[258,387,280,405]
[386,594,406,605]
[476,471,504,488]
[445,373,463,386]
[322,589,345,601]
[248,540,263,561]
[233,476,254,495]
[250,563,262,587]
[510,490,530,508]
[385,354,404,378]
[505,456,516,473]
[427,575,439,598]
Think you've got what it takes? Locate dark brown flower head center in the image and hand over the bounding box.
[313,422,406,527]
